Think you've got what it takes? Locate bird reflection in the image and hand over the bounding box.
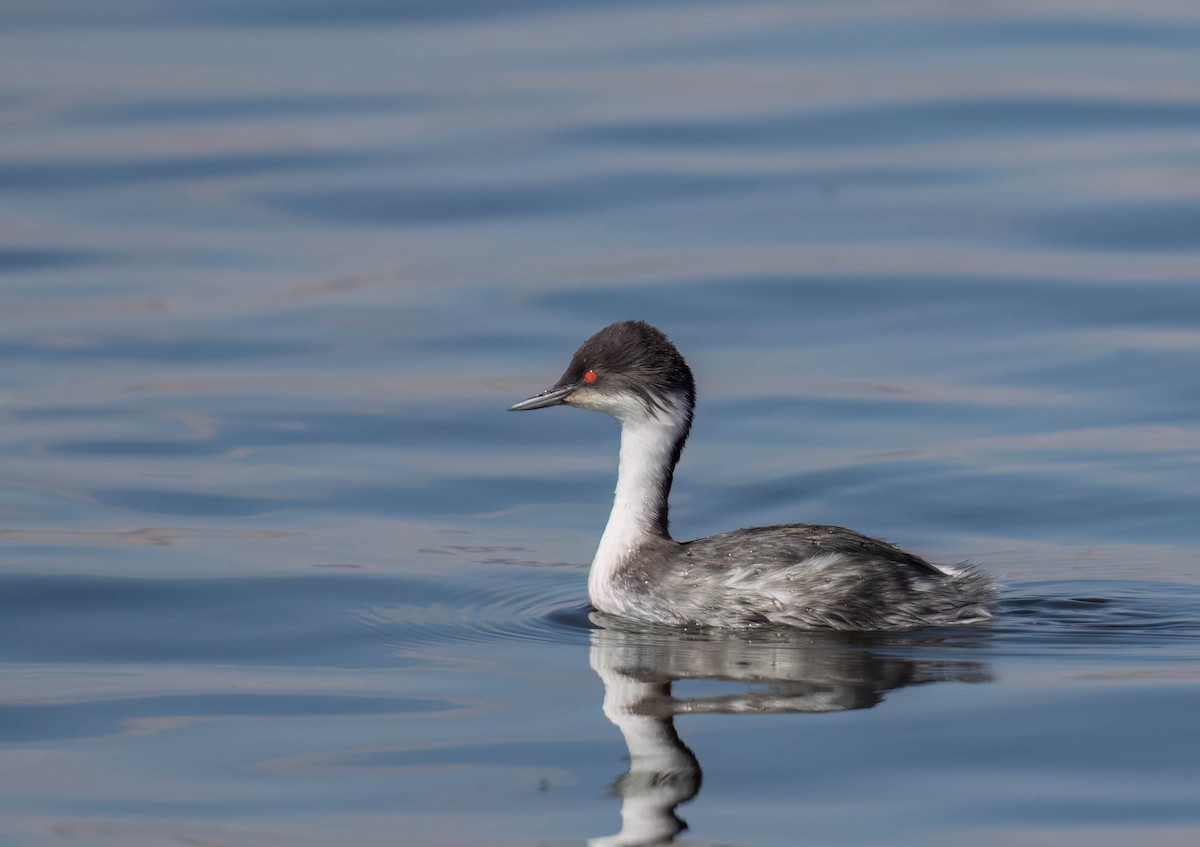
[587,619,992,847]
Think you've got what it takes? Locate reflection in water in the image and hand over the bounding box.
[588,623,991,846]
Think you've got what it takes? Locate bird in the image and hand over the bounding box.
[509,320,994,631]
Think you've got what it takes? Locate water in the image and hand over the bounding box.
[2,1,1199,844]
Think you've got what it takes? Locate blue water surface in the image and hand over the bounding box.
[1,2,1199,845]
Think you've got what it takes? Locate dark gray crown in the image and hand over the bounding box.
[556,320,696,413]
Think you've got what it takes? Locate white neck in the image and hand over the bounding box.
[589,400,688,614]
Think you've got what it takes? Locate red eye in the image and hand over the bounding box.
[582,369,598,384]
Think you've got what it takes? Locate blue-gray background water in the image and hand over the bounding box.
[2,2,1199,845]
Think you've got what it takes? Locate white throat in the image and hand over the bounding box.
[589,396,688,614]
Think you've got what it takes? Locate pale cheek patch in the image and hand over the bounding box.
[564,389,603,412]
[569,389,650,421]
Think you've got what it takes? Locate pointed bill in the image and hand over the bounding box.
[508,384,576,411]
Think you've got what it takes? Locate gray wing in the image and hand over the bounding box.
[681,524,945,577]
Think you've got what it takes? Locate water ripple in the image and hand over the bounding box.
[354,569,594,650]
[993,579,1200,648]
[565,98,1200,151]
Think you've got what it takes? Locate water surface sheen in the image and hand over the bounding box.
[1,2,1199,845]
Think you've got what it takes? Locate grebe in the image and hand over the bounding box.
[509,320,994,631]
